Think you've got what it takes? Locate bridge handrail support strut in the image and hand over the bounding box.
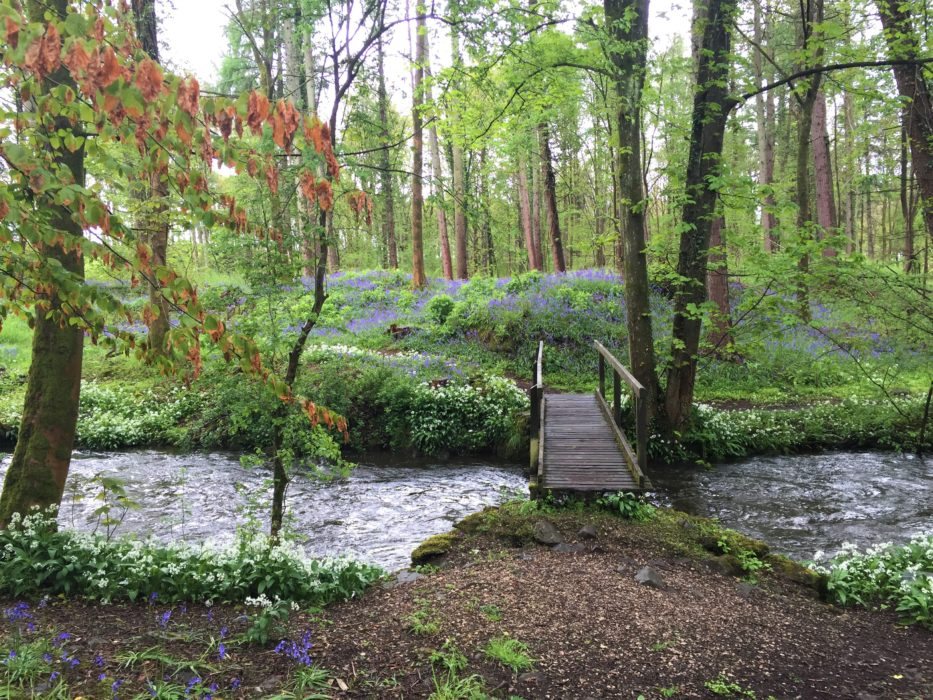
[593,340,650,488]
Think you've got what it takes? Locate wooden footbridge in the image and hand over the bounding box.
[529,341,651,495]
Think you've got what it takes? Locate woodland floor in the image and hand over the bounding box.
[3,508,931,699]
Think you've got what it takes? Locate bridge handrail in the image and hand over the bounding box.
[528,341,545,481]
[593,340,648,485]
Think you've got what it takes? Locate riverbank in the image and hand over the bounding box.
[2,503,930,699]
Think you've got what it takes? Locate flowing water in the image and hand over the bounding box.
[0,450,527,572]
[1,450,929,570]
[651,451,932,561]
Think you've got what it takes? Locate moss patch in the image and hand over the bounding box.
[411,532,459,565]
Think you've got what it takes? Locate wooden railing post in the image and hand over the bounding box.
[529,341,544,489]
[613,372,622,427]
[635,388,648,481]
[598,354,606,400]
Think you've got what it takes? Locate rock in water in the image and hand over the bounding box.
[635,565,666,590]
[532,519,563,545]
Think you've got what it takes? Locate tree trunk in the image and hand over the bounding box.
[843,91,857,254]
[424,37,453,280]
[452,143,468,279]
[0,0,85,526]
[901,116,916,272]
[604,0,659,422]
[866,149,875,258]
[411,10,428,288]
[664,0,738,432]
[448,25,469,279]
[793,0,825,322]
[876,0,933,251]
[376,37,398,269]
[538,124,566,272]
[706,215,732,351]
[753,0,778,252]
[517,157,541,270]
[531,149,544,270]
[812,91,837,257]
[132,0,170,353]
[479,149,496,274]
[431,127,453,280]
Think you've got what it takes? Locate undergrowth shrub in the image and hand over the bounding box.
[813,533,933,628]
[650,397,932,463]
[0,508,383,605]
[300,346,528,455]
[76,383,197,449]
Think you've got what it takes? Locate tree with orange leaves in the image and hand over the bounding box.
[0,0,344,531]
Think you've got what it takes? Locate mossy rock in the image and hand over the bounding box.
[768,554,829,599]
[454,509,493,534]
[698,529,769,558]
[411,532,459,565]
[707,554,746,578]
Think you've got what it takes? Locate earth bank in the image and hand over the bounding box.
[5,503,928,699]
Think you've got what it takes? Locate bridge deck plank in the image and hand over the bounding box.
[540,393,642,492]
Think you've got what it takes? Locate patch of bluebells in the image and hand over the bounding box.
[274,630,313,667]
[2,602,32,625]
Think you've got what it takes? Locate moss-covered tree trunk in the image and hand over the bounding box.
[663,0,738,432]
[0,0,85,527]
[604,0,659,422]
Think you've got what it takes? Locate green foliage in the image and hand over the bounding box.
[428,641,488,700]
[596,492,656,521]
[479,604,502,622]
[426,294,456,325]
[407,599,442,636]
[86,472,141,542]
[243,598,296,646]
[302,346,528,455]
[704,674,758,698]
[654,398,933,464]
[0,636,63,696]
[482,637,534,673]
[74,383,196,450]
[814,533,933,628]
[0,507,383,606]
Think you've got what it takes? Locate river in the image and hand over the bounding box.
[1,450,929,570]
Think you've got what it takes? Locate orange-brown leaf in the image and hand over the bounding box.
[273,99,300,149]
[325,149,341,180]
[24,24,62,80]
[299,171,316,204]
[177,77,200,117]
[135,58,163,102]
[305,117,325,153]
[5,17,19,50]
[62,40,90,76]
[216,105,234,142]
[175,120,192,146]
[246,91,270,136]
[315,179,333,211]
[137,242,151,273]
[265,163,279,194]
[207,319,225,343]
